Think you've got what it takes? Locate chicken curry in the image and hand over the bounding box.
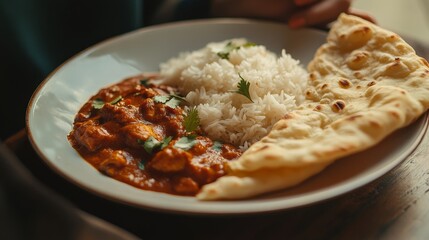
[68,74,241,196]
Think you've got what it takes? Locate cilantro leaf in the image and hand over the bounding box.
[92,96,123,109]
[243,42,257,48]
[235,73,253,102]
[217,52,230,60]
[140,79,150,87]
[165,97,182,108]
[138,161,145,170]
[153,94,185,108]
[183,107,200,133]
[217,42,236,59]
[212,141,223,152]
[153,95,170,104]
[170,94,187,103]
[142,136,160,154]
[137,136,171,154]
[160,136,172,149]
[217,41,258,60]
[92,98,105,110]
[174,136,197,150]
[110,96,123,105]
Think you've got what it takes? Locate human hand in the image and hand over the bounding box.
[288,0,376,28]
[210,0,297,21]
[210,0,375,28]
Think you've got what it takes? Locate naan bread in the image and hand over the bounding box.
[197,13,429,200]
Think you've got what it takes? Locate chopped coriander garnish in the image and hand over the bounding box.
[183,107,200,133]
[140,79,150,87]
[217,42,235,59]
[92,98,105,110]
[160,136,173,149]
[153,94,185,108]
[212,141,223,152]
[165,97,182,108]
[137,136,171,154]
[174,136,197,150]
[142,137,160,154]
[170,94,187,103]
[91,95,123,109]
[235,73,253,102]
[153,95,170,104]
[110,96,123,105]
[137,161,145,170]
[242,42,257,48]
[217,41,258,60]
[217,52,230,60]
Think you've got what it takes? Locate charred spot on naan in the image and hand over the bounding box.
[338,79,352,88]
[331,100,346,113]
[367,81,376,87]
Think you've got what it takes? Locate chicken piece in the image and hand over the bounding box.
[221,144,242,160]
[149,147,192,173]
[120,123,161,148]
[99,149,130,176]
[72,120,114,151]
[188,156,225,184]
[174,177,199,195]
[140,98,167,122]
[99,104,139,125]
[164,118,185,137]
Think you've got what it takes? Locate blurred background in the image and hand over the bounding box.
[354,0,429,44]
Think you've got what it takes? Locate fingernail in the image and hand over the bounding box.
[289,17,306,28]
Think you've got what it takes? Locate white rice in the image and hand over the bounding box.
[159,38,308,148]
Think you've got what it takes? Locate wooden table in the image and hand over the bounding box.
[5,121,429,240]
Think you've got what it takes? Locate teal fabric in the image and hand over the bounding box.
[1,0,144,77]
[0,0,146,138]
[0,0,210,139]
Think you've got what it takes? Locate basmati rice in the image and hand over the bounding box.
[159,38,308,148]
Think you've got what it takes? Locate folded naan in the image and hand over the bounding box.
[197,13,429,200]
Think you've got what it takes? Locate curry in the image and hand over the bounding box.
[68,74,241,196]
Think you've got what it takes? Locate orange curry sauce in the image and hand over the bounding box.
[68,75,242,196]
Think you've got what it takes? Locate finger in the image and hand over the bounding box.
[288,0,351,28]
[293,0,320,7]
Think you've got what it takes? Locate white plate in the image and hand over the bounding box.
[27,18,428,215]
